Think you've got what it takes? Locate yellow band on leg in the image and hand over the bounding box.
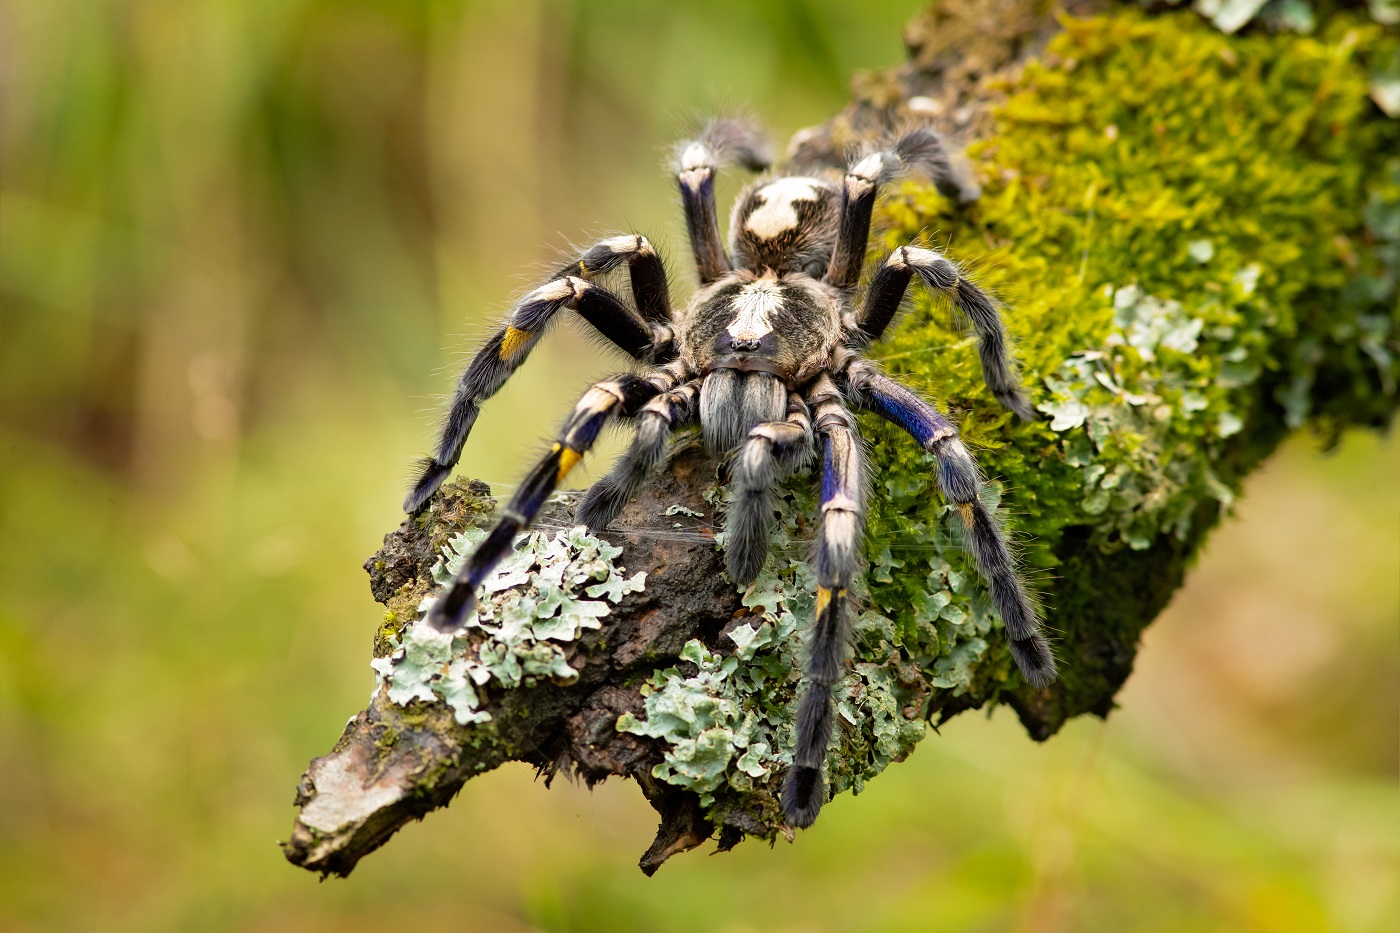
[500,326,532,360]
[556,446,583,483]
[814,586,846,619]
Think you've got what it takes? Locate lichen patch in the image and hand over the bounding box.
[372,525,645,724]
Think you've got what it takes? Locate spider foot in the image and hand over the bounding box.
[427,590,475,634]
[781,766,825,829]
[1010,634,1057,688]
[576,478,627,534]
[724,509,771,585]
[404,459,453,514]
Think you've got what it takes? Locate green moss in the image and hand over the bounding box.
[869,9,1394,592]
[891,9,1396,697]
[622,8,1398,816]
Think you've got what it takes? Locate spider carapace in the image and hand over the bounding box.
[402,118,1056,828]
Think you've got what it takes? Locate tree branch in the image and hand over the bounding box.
[283,2,1399,877]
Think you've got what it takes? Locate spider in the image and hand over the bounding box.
[403,118,1056,829]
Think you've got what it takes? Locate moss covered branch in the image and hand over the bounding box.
[284,2,1399,877]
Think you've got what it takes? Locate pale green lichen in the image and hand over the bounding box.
[618,480,985,806]
[372,525,645,724]
[1036,278,1264,549]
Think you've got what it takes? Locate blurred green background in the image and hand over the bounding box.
[1,1,1396,930]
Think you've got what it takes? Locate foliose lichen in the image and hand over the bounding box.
[1034,277,1264,550]
[372,525,645,725]
[619,479,992,808]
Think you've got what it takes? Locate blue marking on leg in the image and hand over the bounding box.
[820,438,837,503]
[567,409,610,448]
[867,392,928,442]
[864,376,953,447]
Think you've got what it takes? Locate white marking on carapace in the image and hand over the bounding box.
[744,177,823,239]
[727,274,784,342]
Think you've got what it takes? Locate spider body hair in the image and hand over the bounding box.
[404,117,1055,829]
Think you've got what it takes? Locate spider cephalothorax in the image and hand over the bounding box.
[403,118,1056,828]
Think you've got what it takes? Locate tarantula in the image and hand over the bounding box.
[403,118,1056,828]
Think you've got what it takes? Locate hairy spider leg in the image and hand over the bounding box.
[783,374,867,829]
[725,391,815,585]
[675,118,770,284]
[856,246,1035,420]
[824,152,888,290]
[556,234,674,327]
[849,366,1056,686]
[576,378,702,531]
[405,248,673,514]
[825,129,967,289]
[426,373,665,632]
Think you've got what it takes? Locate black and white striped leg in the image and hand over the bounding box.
[425,373,662,633]
[725,392,815,585]
[848,366,1056,687]
[555,234,675,329]
[576,379,702,532]
[675,118,770,284]
[854,246,1034,420]
[783,375,866,829]
[405,272,663,514]
[825,129,972,289]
